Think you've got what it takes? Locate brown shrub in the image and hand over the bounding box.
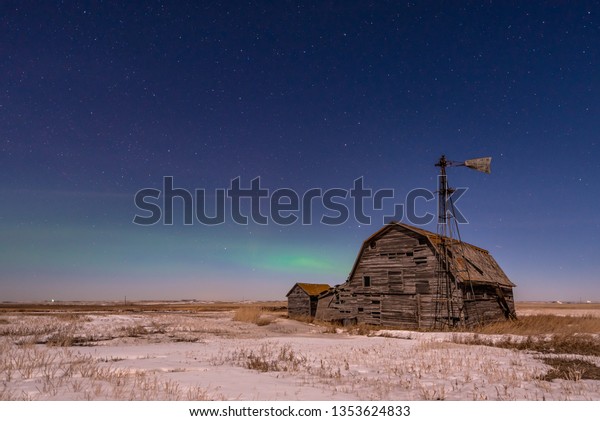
[255,317,272,326]
[120,324,149,337]
[46,331,77,347]
[233,306,270,326]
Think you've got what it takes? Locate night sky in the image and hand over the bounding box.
[1,1,599,302]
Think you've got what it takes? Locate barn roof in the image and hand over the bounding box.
[286,283,332,297]
[347,222,515,288]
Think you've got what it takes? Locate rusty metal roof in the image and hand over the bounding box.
[286,283,332,297]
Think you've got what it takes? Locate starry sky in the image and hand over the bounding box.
[1,1,599,302]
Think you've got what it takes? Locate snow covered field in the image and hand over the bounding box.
[1,307,599,401]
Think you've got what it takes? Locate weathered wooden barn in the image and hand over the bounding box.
[314,222,516,328]
[286,283,331,318]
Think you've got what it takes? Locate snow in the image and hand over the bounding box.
[0,312,598,400]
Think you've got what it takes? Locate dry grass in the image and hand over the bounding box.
[0,338,221,400]
[215,338,592,400]
[516,301,600,313]
[290,312,600,338]
[0,313,238,346]
[46,330,78,347]
[233,343,307,372]
[288,314,314,323]
[454,333,600,357]
[349,323,379,336]
[448,314,600,357]
[0,301,287,315]
[221,343,343,380]
[233,306,271,326]
[52,313,92,322]
[531,334,600,356]
[541,358,600,381]
[119,324,150,337]
[473,315,600,336]
[1,302,599,400]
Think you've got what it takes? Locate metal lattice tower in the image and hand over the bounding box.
[433,155,491,329]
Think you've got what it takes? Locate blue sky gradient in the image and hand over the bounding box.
[1,1,598,301]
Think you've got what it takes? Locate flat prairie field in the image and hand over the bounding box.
[516,301,600,317]
[0,301,598,401]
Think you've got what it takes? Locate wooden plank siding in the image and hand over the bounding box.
[287,286,311,318]
[287,283,331,318]
[314,223,516,329]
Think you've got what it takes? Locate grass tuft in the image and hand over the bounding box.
[233,306,271,326]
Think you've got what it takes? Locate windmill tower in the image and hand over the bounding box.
[433,155,491,328]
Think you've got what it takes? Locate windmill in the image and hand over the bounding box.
[433,155,491,328]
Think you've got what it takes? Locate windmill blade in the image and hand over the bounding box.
[464,157,491,174]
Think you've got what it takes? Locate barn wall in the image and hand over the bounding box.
[320,227,440,327]
[463,285,516,325]
[315,293,336,320]
[287,287,310,318]
[313,225,515,329]
[503,287,516,313]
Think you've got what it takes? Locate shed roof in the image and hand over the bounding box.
[286,283,331,297]
[347,222,515,288]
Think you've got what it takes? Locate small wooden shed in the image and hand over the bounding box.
[286,283,331,318]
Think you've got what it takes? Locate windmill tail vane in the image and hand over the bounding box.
[464,157,492,174]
